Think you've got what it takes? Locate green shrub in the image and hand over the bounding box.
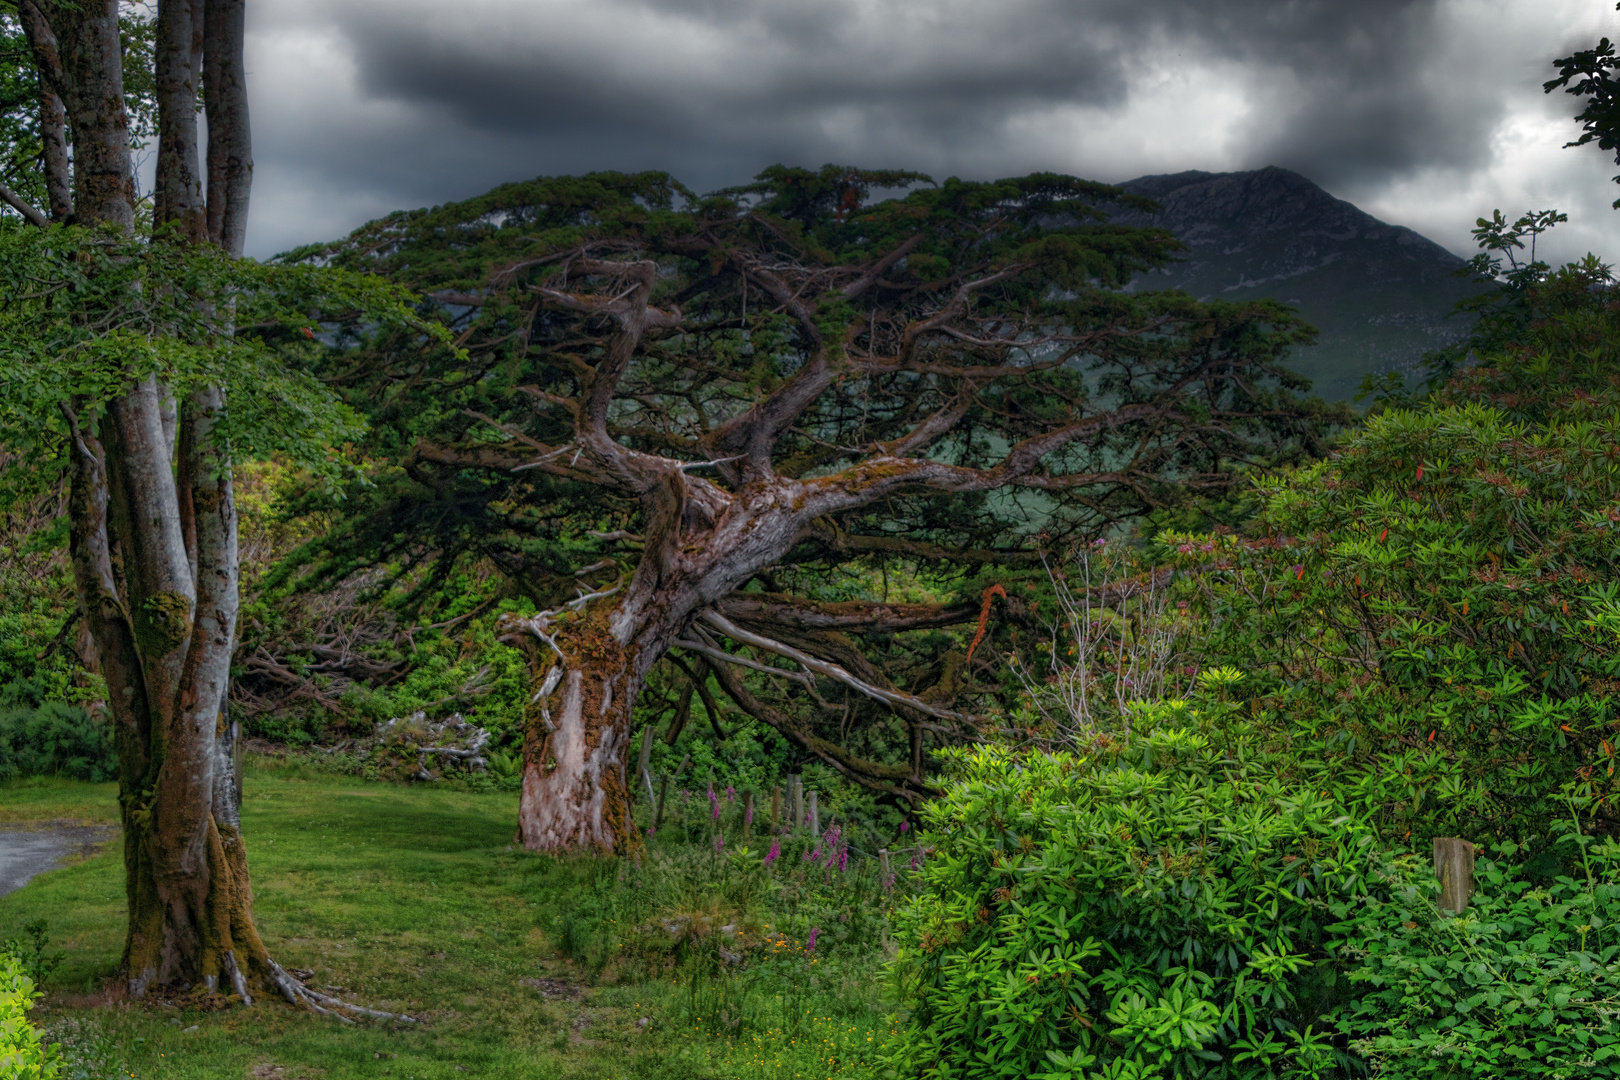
[0,950,58,1079]
[1334,830,1620,1079]
[1164,397,1620,845]
[0,700,115,783]
[889,694,1386,1080]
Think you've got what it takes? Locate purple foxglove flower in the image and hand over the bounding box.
[899,820,910,833]
[806,926,819,953]
[714,834,724,854]
[764,839,780,866]
[726,785,736,802]
[745,801,754,825]
[709,788,721,820]
[838,848,848,873]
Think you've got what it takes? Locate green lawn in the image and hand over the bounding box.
[0,762,895,1079]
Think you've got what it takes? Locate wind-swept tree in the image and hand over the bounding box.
[0,0,423,1011]
[307,166,1341,854]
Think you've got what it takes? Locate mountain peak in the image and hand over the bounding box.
[1106,167,1484,400]
[1115,166,1432,248]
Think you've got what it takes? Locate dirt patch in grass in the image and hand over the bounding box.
[0,822,117,897]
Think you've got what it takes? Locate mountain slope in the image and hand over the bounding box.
[1110,167,1488,400]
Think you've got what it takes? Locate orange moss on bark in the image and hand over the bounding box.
[515,614,642,855]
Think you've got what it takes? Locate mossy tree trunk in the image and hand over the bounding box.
[500,269,964,853]
[515,620,639,852]
[35,0,281,1002]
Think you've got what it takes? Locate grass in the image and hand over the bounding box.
[0,760,899,1079]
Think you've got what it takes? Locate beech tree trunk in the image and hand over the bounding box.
[16,2,71,221]
[37,0,277,1000]
[203,0,251,256]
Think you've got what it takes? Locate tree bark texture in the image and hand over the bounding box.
[43,0,133,228]
[44,0,275,1000]
[16,1,71,220]
[203,0,251,256]
[503,266,955,852]
[515,627,636,853]
[153,0,206,241]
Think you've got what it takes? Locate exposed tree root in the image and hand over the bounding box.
[265,959,418,1025]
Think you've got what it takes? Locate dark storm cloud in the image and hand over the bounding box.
[245,0,1613,258]
[308,0,1470,189]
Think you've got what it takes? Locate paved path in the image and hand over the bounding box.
[0,825,116,897]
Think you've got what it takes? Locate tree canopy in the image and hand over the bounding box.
[280,164,1342,846]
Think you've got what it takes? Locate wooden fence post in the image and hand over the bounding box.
[808,790,820,837]
[789,775,803,832]
[770,787,782,832]
[742,790,754,840]
[637,723,656,803]
[1434,837,1476,914]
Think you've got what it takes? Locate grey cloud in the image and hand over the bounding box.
[240,0,1605,257]
[318,0,1475,185]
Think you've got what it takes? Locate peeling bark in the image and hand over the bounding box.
[519,668,632,852]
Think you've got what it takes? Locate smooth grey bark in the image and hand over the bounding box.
[203,0,251,255]
[17,0,73,221]
[154,0,205,240]
[49,0,134,228]
[40,0,281,1001]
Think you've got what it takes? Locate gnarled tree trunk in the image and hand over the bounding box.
[514,619,639,852]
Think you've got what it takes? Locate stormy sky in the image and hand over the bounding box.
[242,0,1620,266]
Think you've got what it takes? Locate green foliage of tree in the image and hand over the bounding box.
[0,696,113,782]
[0,221,423,476]
[1405,210,1617,399]
[1547,4,1620,207]
[1163,393,1620,845]
[889,690,1380,1080]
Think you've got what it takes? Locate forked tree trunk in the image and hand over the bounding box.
[105,380,270,997]
[39,0,286,1002]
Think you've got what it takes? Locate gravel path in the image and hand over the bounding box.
[0,825,116,898]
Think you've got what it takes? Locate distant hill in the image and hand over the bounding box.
[1109,167,1489,401]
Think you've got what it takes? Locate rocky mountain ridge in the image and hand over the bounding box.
[1109,167,1488,400]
